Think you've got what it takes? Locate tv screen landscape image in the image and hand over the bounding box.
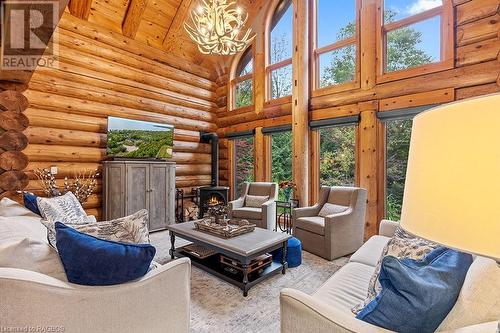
[107,117,174,159]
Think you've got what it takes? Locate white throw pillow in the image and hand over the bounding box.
[437,256,500,331]
[42,209,150,248]
[0,197,40,218]
[0,237,67,281]
[318,203,349,217]
[36,192,88,225]
[245,195,269,208]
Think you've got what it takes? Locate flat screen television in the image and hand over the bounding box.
[107,117,174,159]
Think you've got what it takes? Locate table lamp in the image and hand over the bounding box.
[400,93,500,260]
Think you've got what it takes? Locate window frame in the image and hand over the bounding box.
[230,43,256,112]
[376,0,454,84]
[265,0,294,104]
[311,0,361,97]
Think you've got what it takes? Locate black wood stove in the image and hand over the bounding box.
[198,132,229,218]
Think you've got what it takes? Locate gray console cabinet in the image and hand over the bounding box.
[103,160,176,232]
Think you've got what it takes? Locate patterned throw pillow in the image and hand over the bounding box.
[245,195,269,208]
[37,192,88,225]
[352,225,440,315]
[42,209,150,248]
[318,203,349,218]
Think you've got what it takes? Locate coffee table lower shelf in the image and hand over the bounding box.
[174,247,285,297]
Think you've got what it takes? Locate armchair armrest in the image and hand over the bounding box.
[280,288,390,333]
[379,220,399,237]
[229,197,245,211]
[261,199,277,230]
[0,258,191,333]
[293,204,321,219]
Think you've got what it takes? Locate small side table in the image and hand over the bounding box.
[275,199,299,234]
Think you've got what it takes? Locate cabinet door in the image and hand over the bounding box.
[125,164,150,216]
[148,164,174,231]
[104,163,125,220]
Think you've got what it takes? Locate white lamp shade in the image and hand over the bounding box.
[401,94,500,260]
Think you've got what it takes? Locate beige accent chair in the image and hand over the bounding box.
[228,182,278,230]
[292,186,367,260]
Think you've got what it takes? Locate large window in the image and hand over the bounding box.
[319,125,356,186]
[270,130,292,186]
[314,0,359,90]
[232,46,254,109]
[234,137,254,197]
[267,0,293,101]
[385,117,413,221]
[379,0,452,80]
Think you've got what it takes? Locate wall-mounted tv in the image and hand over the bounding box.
[107,117,174,159]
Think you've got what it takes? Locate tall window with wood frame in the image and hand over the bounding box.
[384,117,413,221]
[378,0,453,81]
[232,47,254,109]
[318,125,357,187]
[233,137,255,197]
[314,0,359,90]
[267,0,293,101]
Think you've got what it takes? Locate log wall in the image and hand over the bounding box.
[17,11,222,218]
[217,0,500,237]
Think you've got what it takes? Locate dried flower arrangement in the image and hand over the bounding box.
[33,168,99,204]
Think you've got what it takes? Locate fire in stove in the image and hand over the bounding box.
[208,195,223,207]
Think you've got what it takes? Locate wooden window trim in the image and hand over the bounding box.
[376,0,454,84]
[311,0,361,95]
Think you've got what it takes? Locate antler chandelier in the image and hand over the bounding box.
[184,0,254,56]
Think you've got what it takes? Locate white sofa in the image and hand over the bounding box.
[0,198,191,333]
[280,220,500,333]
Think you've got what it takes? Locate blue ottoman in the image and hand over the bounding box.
[272,237,302,268]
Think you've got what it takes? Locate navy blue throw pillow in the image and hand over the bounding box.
[23,192,41,216]
[55,222,156,286]
[357,247,473,333]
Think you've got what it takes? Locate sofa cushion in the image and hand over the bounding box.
[318,203,348,218]
[295,216,325,236]
[37,192,88,225]
[438,256,500,331]
[232,207,262,220]
[55,222,156,286]
[245,195,269,208]
[313,262,375,313]
[0,197,41,218]
[349,235,391,267]
[356,248,473,333]
[0,237,67,281]
[0,215,47,243]
[42,209,150,248]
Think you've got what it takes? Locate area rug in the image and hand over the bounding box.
[151,231,348,333]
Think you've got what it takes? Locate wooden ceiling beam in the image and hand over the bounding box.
[162,0,194,51]
[122,0,150,39]
[68,0,92,20]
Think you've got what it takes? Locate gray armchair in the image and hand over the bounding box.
[292,186,367,260]
[228,182,278,230]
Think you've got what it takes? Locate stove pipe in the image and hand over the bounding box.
[200,132,219,187]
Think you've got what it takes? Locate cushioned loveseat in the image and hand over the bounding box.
[0,198,191,333]
[280,220,500,332]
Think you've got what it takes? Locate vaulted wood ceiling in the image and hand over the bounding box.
[66,0,263,74]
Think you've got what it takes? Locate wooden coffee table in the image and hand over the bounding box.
[166,221,291,296]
